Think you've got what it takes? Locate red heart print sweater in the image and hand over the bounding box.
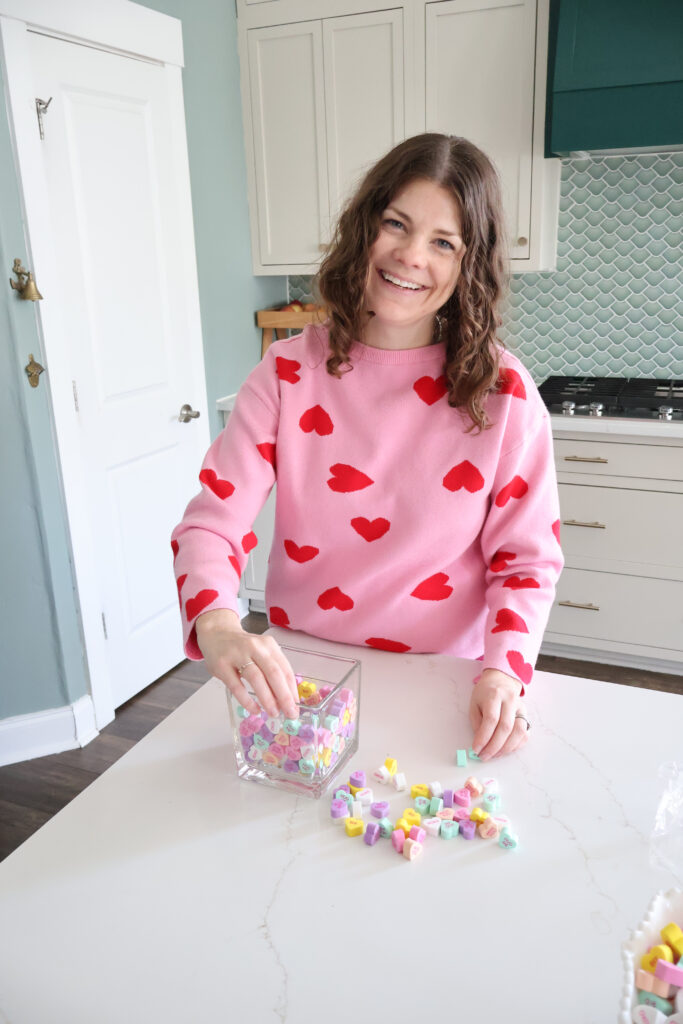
[171,325,564,692]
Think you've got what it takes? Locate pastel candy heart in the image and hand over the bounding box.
[630,1006,668,1024]
[498,827,519,850]
[641,946,674,974]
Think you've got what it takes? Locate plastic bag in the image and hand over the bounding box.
[650,761,683,876]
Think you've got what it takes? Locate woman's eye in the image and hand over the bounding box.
[435,238,454,251]
[384,218,404,230]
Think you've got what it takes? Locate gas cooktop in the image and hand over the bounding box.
[538,376,683,422]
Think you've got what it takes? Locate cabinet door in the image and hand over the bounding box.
[425,0,536,259]
[323,10,405,232]
[247,22,328,266]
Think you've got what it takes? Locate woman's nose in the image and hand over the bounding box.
[394,235,428,268]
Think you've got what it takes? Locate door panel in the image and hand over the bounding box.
[28,31,210,708]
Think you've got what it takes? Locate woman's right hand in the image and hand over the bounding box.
[195,609,299,720]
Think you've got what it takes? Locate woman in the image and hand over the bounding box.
[171,134,564,761]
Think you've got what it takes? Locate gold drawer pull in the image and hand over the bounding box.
[558,600,600,611]
[563,455,608,463]
[562,519,606,529]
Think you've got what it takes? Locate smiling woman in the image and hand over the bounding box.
[171,133,564,765]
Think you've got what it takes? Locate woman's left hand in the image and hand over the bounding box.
[469,668,530,760]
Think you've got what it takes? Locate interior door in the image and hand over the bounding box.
[24,30,211,710]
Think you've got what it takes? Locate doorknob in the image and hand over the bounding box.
[178,403,200,423]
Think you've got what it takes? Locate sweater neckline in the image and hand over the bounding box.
[349,340,447,365]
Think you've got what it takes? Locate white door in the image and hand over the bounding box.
[323,10,405,232]
[425,0,536,260]
[10,28,211,715]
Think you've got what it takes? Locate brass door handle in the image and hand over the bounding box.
[562,519,606,529]
[563,455,608,463]
[178,403,200,423]
[558,600,600,611]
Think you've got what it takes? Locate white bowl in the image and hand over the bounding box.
[620,888,683,1023]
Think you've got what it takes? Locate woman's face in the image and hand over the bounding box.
[364,178,466,337]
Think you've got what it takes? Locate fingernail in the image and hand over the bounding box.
[287,706,298,720]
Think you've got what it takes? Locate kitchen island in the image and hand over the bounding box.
[0,627,681,1023]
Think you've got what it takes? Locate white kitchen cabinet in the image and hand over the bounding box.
[237,0,559,274]
[425,0,536,261]
[242,10,405,273]
[543,425,683,673]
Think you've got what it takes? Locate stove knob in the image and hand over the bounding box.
[658,405,674,421]
[589,402,604,417]
[561,400,575,416]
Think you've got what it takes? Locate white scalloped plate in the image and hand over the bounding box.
[620,888,683,1023]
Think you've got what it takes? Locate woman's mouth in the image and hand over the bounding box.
[379,269,427,292]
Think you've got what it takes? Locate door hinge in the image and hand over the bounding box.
[101,612,108,639]
[36,97,52,141]
[72,380,79,412]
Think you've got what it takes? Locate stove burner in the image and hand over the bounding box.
[539,376,683,421]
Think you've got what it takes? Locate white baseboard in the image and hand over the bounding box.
[0,695,99,767]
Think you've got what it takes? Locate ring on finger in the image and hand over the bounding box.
[237,660,255,676]
[514,711,531,731]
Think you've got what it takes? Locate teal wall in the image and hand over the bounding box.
[0,0,285,720]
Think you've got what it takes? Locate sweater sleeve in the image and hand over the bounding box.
[478,409,564,693]
[171,362,280,659]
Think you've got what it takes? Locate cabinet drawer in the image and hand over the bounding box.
[554,439,682,481]
[558,485,683,570]
[548,568,683,651]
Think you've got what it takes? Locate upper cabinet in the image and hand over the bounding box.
[237,0,561,275]
[547,0,683,155]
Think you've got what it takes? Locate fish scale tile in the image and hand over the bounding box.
[288,152,683,379]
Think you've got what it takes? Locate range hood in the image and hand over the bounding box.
[545,0,683,157]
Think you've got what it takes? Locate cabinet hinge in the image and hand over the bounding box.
[101,612,108,639]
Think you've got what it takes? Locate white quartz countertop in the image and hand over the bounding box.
[1,628,681,1024]
[550,413,683,441]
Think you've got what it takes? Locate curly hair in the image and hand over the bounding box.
[314,133,510,432]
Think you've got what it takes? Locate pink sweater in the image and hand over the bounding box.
[171,326,564,691]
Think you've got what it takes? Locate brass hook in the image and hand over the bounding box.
[10,258,43,300]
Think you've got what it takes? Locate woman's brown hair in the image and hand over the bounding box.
[315,133,510,431]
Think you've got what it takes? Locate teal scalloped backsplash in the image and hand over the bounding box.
[289,152,683,382]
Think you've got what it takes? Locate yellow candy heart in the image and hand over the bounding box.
[641,944,674,974]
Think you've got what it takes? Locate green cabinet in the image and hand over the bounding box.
[546,0,683,154]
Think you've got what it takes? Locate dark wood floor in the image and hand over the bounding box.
[1,610,681,862]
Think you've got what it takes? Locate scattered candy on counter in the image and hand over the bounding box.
[330,753,520,861]
[631,921,683,1024]
[237,674,358,782]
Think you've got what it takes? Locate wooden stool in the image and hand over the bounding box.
[256,308,328,358]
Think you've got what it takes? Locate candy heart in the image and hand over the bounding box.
[327,463,374,492]
[413,373,448,405]
[506,650,533,685]
[275,356,301,383]
[495,475,529,507]
[199,468,235,499]
[442,460,485,493]
[491,608,529,633]
[242,531,258,553]
[497,367,526,399]
[641,945,674,974]
[411,573,453,601]
[503,575,540,590]
[256,442,276,467]
[269,606,290,627]
[552,518,561,543]
[299,404,334,435]
[365,637,412,653]
[185,588,219,622]
[498,827,518,849]
[176,573,187,597]
[630,1006,667,1023]
[284,539,319,563]
[490,548,516,572]
[350,516,390,541]
[317,586,354,611]
[228,555,241,577]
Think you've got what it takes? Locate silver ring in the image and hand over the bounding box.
[237,661,255,675]
[515,712,531,731]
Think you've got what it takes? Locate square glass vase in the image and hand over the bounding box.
[226,644,361,798]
